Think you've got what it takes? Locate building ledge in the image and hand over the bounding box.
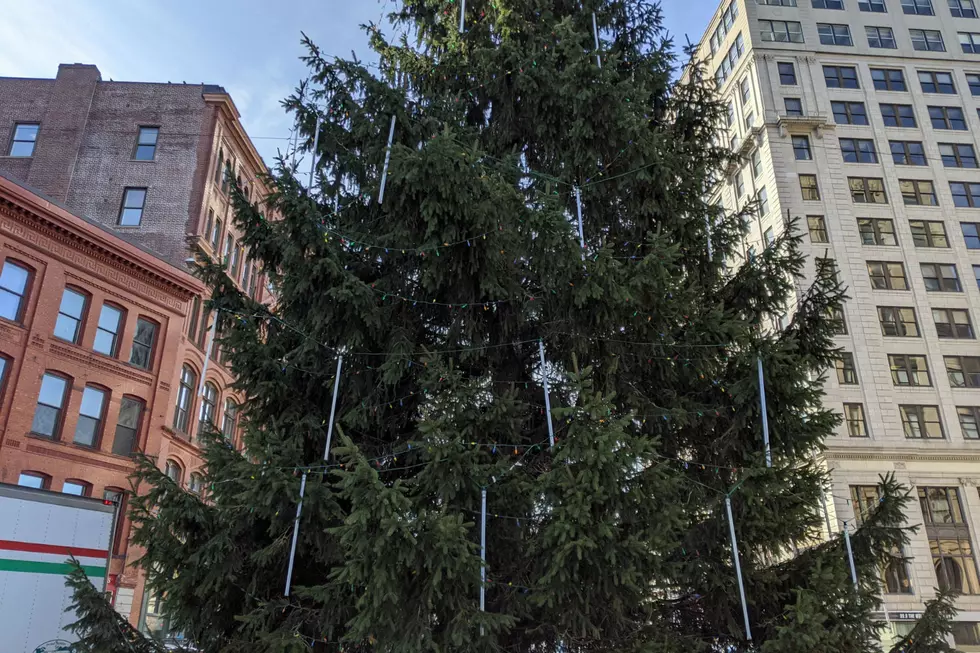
[725,126,765,175]
[777,113,833,138]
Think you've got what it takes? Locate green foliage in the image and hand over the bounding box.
[64,0,946,651]
[887,590,960,653]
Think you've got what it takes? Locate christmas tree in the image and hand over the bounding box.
[67,1,954,651]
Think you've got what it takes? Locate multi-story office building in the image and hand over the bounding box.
[0,63,271,632]
[697,0,980,647]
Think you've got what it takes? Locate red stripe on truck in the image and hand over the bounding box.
[0,539,108,559]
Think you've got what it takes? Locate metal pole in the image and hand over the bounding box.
[378,116,396,204]
[592,12,601,68]
[284,472,307,596]
[323,355,344,460]
[574,186,585,251]
[308,113,322,189]
[725,496,753,642]
[459,0,466,32]
[538,339,555,448]
[843,523,859,590]
[757,357,772,468]
[480,487,487,635]
[198,310,219,398]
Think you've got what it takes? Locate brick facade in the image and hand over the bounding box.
[0,63,271,632]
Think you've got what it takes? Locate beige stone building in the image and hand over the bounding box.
[696,0,980,647]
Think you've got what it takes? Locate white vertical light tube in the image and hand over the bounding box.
[757,357,771,468]
[538,339,555,448]
[726,496,753,642]
[308,113,322,189]
[284,472,307,596]
[480,487,487,634]
[592,13,601,68]
[323,355,344,460]
[844,523,859,590]
[378,116,396,204]
[460,0,466,32]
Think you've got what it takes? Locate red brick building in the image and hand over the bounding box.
[0,63,272,630]
[0,173,200,620]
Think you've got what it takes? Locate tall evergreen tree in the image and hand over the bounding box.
[67,1,953,651]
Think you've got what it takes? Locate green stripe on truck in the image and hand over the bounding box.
[0,559,105,576]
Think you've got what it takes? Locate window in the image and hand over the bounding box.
[849,177,887,203]
[975,265,980,290]
[808,215,829,242]
[133,126,159,161]
[903,0,936,12]
[93,304,123,357]
[962,32,980,53]
[902,405,945,438]
[919,487,980,595]
[197,309,211,349]
[715,34,746,86]
[761,20,805,43]
[952,181,980,207]
[210,218,222,250]
[74,385,107,447]
[213,148,224,186]
[832,101,868,124]
[969,73,980,95]
[872,68,906,91]
[189,473,204,495]
[792,136,812,160]
[934,308,975,338]
[222,399,238,439]
[221,159,232,194]
[0,260,30,322]
[830,306,848,334]
[818,23,853,45]
[889,354,932,386]
[224,233,234,268]
[203,209,214,246]
[859,218,898,245]
[836,352,859,384]
[764,227,776,247]
[31,373,69,438]
[952,0,980,15]
[112,396,144,456]
[760,0,798,4]
[17,472,48,489]
[844,403,868,436]
[778,62,797,85]
[165,460,182,484]
[922,263,962,291]
[735,172,745,198]
[852,486,913,593]
[941,143,978,168]
[824,65,860,88]
[188,296,200,341]
[946,355,980,387]
[784,98,804,116]
[890,141,926,165]
[911,28,945,51]
[958,407,980,439]
[964,223,980,248]
[899,179,938,206]
[929,106,967,130]
[919,71,956,93]
[118,188,146,227]
[231,246,243,278]
[125,318,156,370]
[860,0,888,8]
[8,123,39,157]
[881,103,916,126]
[868,261,908,289]
[800,174,821,200]
[757,187,770,215]
[745,109,756,129]
[867,25,897,47]
[199,382,218,435]
[710,1,740,53]
[840,138,877,163]
[814,0,845,6]
[173,365,196,433]
[879,306,920,336]
[726,102,735,127]
[62,481,90,497]
[910,220,949,247]
[751,150,762,179]
[53,288,87,344]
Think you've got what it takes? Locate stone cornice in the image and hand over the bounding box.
[825,446,980,464]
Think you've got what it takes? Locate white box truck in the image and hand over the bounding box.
[0,482,118,653]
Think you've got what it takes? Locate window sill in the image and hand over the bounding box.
[0,155,34,160]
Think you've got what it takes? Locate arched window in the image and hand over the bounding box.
[73,384,108,447]
[187,296,201,340]
[164,460,182,484]
[31,372,71,439]
[17,471,49,489]
[188,472,204,495]
[222,399,238,439]
[112,396,144,456]
[62,479,91,496]
[173,365,196,433]
[0,259,32,322]
[54,286,89,344]
[93,302,126,357]
[213,148,223,186]
[198,382,218,435]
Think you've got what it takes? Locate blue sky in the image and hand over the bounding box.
[0,0,715,165]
